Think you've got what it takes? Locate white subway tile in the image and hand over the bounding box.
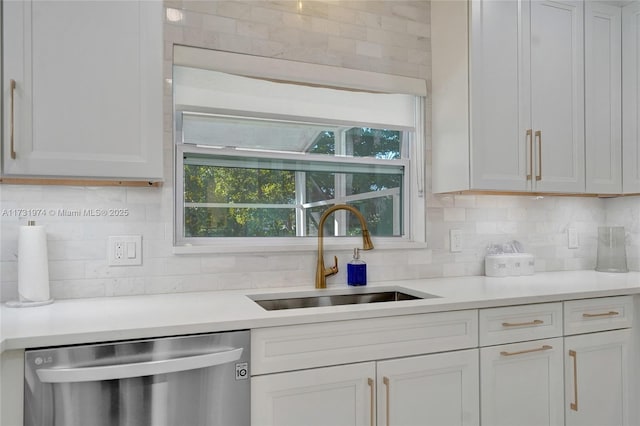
[444,208,466,222]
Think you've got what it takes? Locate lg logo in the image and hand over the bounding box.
[235,362,249,380]
[34,356,53,365]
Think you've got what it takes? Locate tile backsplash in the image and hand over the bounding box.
[2,184,631,301]
[1,1,638,300]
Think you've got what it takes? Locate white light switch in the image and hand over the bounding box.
[108,235,142,266]
[126,242,136,259]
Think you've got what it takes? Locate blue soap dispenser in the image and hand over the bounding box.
[347,248,367,286]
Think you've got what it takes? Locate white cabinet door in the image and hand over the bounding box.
[469,0,528,191]
[377,349,479,426]
[530,0,584,193]
[585,2,622,194]
[2,0,163,180]
[251,362,375,426]
[565,329,632,426]
[480,337,564,426]
[623,1,640,193]
[434,0,585,194]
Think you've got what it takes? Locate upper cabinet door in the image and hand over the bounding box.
[623,1,640,193]
[469,0,529,191]
[530,0,585,193]
[433,0,586,194]
[2,0,163,180]
[585,2,622,194]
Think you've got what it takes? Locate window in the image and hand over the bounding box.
[173,47,426,252]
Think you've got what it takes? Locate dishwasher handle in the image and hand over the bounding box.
[36,347,243,383]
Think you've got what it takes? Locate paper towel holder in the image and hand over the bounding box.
[5,220,54,308]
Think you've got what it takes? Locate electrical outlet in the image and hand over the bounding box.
[114,242,124,259]
[450,229,462,252]
[108,235,142,266]
[568,228,579,249]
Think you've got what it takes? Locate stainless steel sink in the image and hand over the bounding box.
[250,287,439,311]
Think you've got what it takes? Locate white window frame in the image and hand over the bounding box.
[172,46,427,254]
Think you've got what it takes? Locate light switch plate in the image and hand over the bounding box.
[450,229,462,252]
[108,235,142,266]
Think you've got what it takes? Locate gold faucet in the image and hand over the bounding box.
[315,204,374,289]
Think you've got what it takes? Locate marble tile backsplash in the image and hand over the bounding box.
[1,183,626,301]
[1,1,638,300]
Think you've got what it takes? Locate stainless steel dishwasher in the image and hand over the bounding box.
[24,330,250,426]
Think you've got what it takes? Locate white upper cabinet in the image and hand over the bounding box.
[585,2,622,194]
[468,0,528,191]
[623,1,640,193]
[2,0,163,180]
[433,0,585,194]
[530,1,585,193]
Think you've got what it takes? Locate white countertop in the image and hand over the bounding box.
[2,271,640,353]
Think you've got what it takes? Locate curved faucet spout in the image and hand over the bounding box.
[315,204,374,289]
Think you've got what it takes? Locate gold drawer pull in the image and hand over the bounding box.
[10,79,17,159]
[368,378,374,426]
[526,129,533,181]
[502,319,544,327]
[569,350,578,411]
[383,376,390,426]
[500,345,552,357]
[582,311,619,318]
[535,130,542,181]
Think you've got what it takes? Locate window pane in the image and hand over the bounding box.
[305,173,403,238]
[182,113,338,154]
[181,114,403,160]
[305,198,400,238]
[184,164,296,237]
[185,207,296,237]
[184,164,295,204]
[343,128,402,159]
[183,159,403,238]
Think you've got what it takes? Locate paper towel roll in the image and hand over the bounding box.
[18,222,51,303]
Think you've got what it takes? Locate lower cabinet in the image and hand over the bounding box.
[480,338,564,426]
[251,296,635,426]
[251,349,480,426]
[479,296,634,426]
[564,329,632,426]
[377,350,479,426]
[251,362,375,426]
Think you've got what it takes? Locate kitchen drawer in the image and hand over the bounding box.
[251,310,478,375]
[564,296,633,335]
[479,303,563,346]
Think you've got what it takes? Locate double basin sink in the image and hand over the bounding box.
[250,286,439,311]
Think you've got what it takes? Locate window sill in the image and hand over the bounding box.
[172,238,428,255]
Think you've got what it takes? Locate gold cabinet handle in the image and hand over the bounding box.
[535,130,542,181]
[368,378,374,426]
[569,350,578,411]
[526,129,533,181]
[501,319,544,327]
[10,79,17,159]
[582,311,619,318]
[500,344,552,357]
[383,376,390,426]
